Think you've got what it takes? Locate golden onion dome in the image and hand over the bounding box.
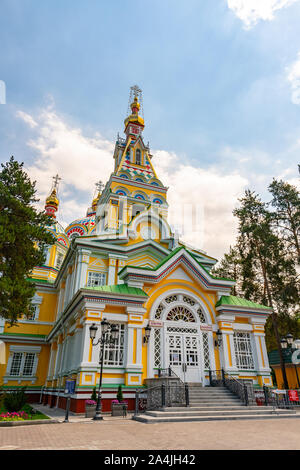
[46,188,59,208]
[124,96,144,129]
[92,192,101,211]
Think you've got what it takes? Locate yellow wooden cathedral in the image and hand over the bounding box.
[0,87,273,412]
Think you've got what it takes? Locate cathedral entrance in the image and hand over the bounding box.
[166,324,202,383]
[151,293,212,384]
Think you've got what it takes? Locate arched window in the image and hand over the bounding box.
[135,149,141,165]
[166,306,195,322]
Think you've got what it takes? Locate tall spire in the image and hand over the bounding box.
[124,85,144,137]
[45,175,61,219]
[91,180,104,212]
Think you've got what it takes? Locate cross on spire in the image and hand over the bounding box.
[131,84,142,98]
[95,180,104,192]
[52,174,61,190]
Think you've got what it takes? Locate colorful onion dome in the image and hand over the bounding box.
[124,95,144,129]
[65,214,96,239]
[45,188,59,219]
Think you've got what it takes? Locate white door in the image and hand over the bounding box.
[166,325,202,383]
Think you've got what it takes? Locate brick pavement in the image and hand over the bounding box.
[1,412,300,450]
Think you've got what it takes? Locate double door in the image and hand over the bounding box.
[166,325,202,383]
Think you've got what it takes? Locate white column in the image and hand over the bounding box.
[54,343,62,378]
[108,256,117,285]
[76,250,91,289]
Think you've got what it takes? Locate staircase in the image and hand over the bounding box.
[133,385,299,423]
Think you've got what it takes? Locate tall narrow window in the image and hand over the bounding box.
[135,149,141,165]
[233,332,255,370]
[103,324,125,366]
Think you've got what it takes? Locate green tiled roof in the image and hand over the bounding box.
[84,283,148,297]
[216,295,271,310]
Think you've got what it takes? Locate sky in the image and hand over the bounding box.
[0,0,299,260]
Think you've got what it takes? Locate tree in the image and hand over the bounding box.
[212,245,243,296]
[234,190,299,388]
[268,178,300,264]
[0,157,53,325]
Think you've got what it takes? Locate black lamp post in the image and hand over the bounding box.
[89,319,119,420]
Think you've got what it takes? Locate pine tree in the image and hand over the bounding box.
[0,157,53,325]
[233,190,298,388]
[268,178,300,264]
[211,245,243,296]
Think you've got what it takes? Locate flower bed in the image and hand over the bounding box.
[0,411,29,422]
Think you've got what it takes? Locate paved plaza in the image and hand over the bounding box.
[0,405,300,450]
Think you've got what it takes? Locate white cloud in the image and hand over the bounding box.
[18,103,248,259]
[227,0,299,28]
[287,51,300,105]
[154,151,248,258]
[16,110,38,128]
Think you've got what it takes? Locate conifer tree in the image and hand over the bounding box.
[0,157,53,325]
[268,178,300,264]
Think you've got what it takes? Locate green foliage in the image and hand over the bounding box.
[117,385,124,403]
[91,387,97,401]
[215,180,300,353]
[3,387,28,412]
[0,157,53,325]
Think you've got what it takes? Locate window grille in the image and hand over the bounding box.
[23,353,35,376]
[202,332,210,369]
[103,324,125,366]
[10,353,22,376]
[182,296,195,306]
[154,329,161,367]
[155,304,164,319]
[166,306,195,322]
[87,271,106,287]
[9,352,36,377]
[233,332,255,370]
[55,251,64,269]
[165,295,178,304]
[197,308,206,323]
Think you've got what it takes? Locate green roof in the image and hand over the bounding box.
[118,246,234,283]
[84,283,148,297]
[216,295,271,310]
[268,349,293,365]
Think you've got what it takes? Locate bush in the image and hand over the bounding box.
[91,387,97,401]
[117,385,124,403]
[4,387,27,412]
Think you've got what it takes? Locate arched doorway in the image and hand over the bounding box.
[150,293,213,384]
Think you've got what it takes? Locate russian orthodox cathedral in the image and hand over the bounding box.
[0,87,273,412]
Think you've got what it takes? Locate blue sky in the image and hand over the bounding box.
[0,0,300,258]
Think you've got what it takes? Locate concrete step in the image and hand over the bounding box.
[146,408,295,418]
[189,399,242,404]
[133,410,299,424]
[159,405,270,412]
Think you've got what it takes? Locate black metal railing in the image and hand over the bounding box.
[261,386,300,409]
[208,369,252,406]
[134,382,190,416]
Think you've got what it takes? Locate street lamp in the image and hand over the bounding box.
[144,324,151,343]
[89,319,119,420]
[215,329,222,347]
[280,334,300,389]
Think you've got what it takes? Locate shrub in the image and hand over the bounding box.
[4,387,27,412]
[91,387,97,401]
[116,385,124,403]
